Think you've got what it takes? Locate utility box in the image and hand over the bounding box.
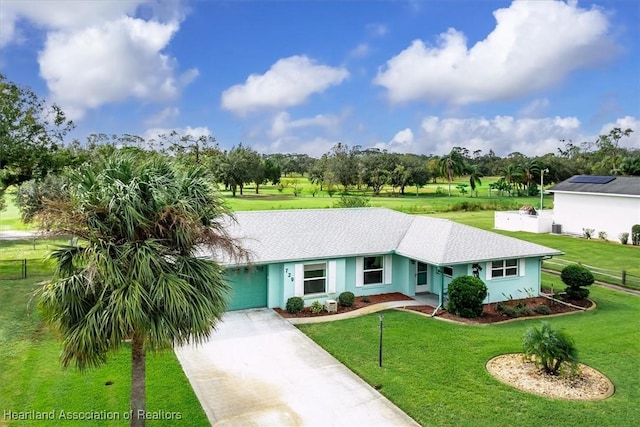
[325,299,338,313]
[552,224,562,234]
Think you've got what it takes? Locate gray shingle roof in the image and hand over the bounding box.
[548,175,640,196]
[216,208,562,266]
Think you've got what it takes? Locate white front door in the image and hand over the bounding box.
[415,261,429,293]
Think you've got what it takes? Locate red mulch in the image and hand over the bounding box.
[405,295,594,325]
[275,293,594,324]
[274,292,414,318]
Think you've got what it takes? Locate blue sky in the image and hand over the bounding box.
[1,0,638,157]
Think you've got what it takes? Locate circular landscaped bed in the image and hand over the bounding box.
[486,353,614,400]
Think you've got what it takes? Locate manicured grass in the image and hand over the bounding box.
[0,278,209,426]
[299,286,640,427]
[0,238,69,280]
[0,189,33,231]
[221,175,548,213]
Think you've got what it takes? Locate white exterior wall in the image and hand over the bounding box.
[552,192,640,240]
[494,211,554,233]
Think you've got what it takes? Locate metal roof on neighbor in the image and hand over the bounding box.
[214,208,562,266]
[548,175,640,196]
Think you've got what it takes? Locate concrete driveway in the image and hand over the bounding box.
[175,309,419,426]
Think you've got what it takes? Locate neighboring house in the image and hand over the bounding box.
[548,175,640,241]
[213,208,562,311]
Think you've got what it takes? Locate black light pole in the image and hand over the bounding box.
[378,314,384,367]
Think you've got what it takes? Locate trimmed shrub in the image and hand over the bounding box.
[310,300,324,314]
[338,291,355,307]
[632,224,640,246]
[565,287,590,300]
[523,322,578,376]
[361,295,370,303]
[446,276,488,318]
[561,264,594,300]
[582,228,594,239]
[598,231,607,240]
[619,232,629,245]
[534,304,551,315]
[285,297,304,314]
[333,195,370,208]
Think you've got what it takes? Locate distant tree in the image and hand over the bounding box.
[328,143,358,192]
[438,148,466,196]
[0,73,74,192]
[466,164,483,196]
[425,157,441,184]
[619,155,640,176]
[263,158,282,185]
[308,155,329,191]
[38,155,247,427]
[595,127,634,174]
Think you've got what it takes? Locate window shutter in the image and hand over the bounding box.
[384,254,393,284]
[519,259,526,277]
[485,262,493,281]
[355,257,363,287]
[294,263,304,296]
[328,261,337,293]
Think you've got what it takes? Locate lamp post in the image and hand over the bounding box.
[540,168,549,211]
[378,314,384,367]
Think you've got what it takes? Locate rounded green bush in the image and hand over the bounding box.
[561,264,593,300]
[560,264,594,288]
[338,291,355,307]
[286,296,304,314]
[446,276,487,318]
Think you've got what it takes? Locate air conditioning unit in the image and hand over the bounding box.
[552,224,562,234]
[325,299,338,313]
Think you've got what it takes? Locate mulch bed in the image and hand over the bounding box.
[406,295,594,325]
[274,292,414,318]
[275,292,594,324]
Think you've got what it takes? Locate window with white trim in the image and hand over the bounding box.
[491,259,518,278]
[363,256,384,285]
[304,263,326,294]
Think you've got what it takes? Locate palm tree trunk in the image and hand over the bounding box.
[131,332,146,427]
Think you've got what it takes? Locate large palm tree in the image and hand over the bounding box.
[38,155,247,427]
[438,149,466,196]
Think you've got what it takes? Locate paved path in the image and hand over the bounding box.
[175,309,420,427]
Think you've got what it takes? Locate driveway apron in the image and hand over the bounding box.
[175,308,419,426]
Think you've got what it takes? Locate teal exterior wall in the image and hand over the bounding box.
[228,255,543,309]
[482,257,541,303]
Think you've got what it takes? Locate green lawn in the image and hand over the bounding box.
[0,278,209,426]
[299,286,640,427]
[0,188,34,231]
[0,238,69,280]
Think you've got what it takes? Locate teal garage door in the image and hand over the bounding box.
[226,268,268,311]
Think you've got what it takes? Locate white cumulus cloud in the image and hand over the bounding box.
[374,1,613,105]
[0,0,145,47]
[269,112,342,139]
[39,17,196,120]
[221,55,349,115]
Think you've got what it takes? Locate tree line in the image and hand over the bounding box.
[2,73,639,217]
